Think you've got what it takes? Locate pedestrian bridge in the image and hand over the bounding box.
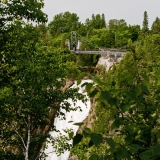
[67,31,126,61]
[72,49,126,60]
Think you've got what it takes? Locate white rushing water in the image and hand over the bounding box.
[44,80,92,160]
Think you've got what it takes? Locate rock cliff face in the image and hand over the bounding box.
[61,78,75,92]
[43,78,74,135]
[79,56,122,130]
[69,56,122,160]
[3,79,75,160]
[36,79,75,159]
[97,55,122,71]
[68,92,97,160]
[44,79,92,160]
[76,98,97,133]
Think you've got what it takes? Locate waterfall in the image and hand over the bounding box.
[43,79,92,160]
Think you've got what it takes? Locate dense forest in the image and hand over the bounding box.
[1,0,160,160]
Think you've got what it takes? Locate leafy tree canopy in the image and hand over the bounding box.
[0,0,47,29]
[0,1,83,160]
[48,12,80,37]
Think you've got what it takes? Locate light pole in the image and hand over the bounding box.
[115,32,117,48]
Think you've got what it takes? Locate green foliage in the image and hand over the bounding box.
[47,11,160,160]
[85,14,106,30]
[0,3,84,159]
[46,12,144,51]
[76,54,99,67]
[108,19,127,31]
[151,17,160,34]
[129,25,141,41]
[73,134,84,147]
[52,129,74,156]
[0,0,47,27]
[90,133,103,145]
[71,126,107,160]
[71,33,160,159]
[0,28,82,158]
[0,0,47,52]
[48,12,80,37]
[142,11,149,33]
[85,24,135,49]
[2,4,160,159]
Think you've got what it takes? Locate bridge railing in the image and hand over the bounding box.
[73,50,126,57]
[108,52,125,57]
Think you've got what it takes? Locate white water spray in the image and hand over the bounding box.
[44,80,92,160]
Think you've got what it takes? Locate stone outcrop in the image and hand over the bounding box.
[97,55,122,71]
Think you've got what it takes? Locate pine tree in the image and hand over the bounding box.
[151,17,160,34]
[91,14,96,28]
[142,11,149,32]
[101,14,106,28]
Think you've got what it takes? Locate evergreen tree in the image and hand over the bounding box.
[142,11,149,32]
[95,14,101,29]
[91,14,96,28]
[151,17,160,34]
[101,13,106,28]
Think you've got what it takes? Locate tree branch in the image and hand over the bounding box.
[11,124,27,150]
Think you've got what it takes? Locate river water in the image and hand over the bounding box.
[43,80,92,160]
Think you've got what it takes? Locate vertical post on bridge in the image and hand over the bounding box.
[71,31,77,51]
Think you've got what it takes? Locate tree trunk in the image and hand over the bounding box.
[25,115,31,160]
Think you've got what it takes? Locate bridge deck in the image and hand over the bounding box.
[72,50,126,57]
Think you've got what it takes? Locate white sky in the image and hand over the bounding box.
[43,0,160,28]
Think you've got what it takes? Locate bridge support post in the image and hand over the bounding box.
[71,31,77,50]
[65,39,70,50]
